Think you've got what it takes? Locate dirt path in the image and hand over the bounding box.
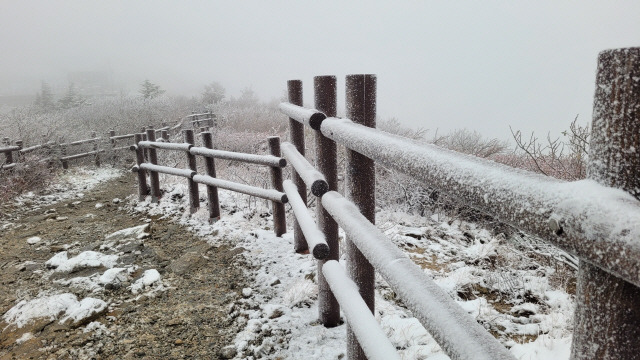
[0,173,247,359]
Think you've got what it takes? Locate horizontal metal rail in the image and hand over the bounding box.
[20,142,54,154]
[189,147,286,168]
[186,112,212,118]
[322,191,515,360]
[60,137,101,147]
[110,133,136,141]
[283,180,329,259]
[136,141,192,152]
[278,103,326,130]
[59,149,105,161]
[193,174,287,203]
[0,145,20,153]
[319,116,640,288]
[322,261,400,360]
[134,163,196,179]
[281,142,329,196]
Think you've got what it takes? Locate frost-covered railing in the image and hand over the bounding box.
[279,49,640,360]
[188,111,215,132]
[1,122,177,172]
[130,128,289,235]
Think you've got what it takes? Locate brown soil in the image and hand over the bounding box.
[0,173,247,359]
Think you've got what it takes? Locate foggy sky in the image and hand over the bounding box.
[2,1,639,140]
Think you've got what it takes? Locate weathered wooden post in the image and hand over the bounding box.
[345,74,377,360]
[91,131,100,167]
[268,136,287,237]
[314,75,340,327]
[109,130,116,162]
[184,129,200,213]
[4,138,13,165]
[161,130,169,142]
[571,47,640,359]
[145,129,161,203]
[201,131,221,222]
[134,133,149,200]
[287,80,309,253]
[60,137,68,169]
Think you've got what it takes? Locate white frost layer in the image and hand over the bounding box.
[131,269,161,294]
[3,294,107,328]
[322,261,400,360]
[283,180,327,257]
[26,236,41,244]
[46,251,118,272]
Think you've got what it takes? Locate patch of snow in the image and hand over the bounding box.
[26,236,42,244]
[131,269,161,294]
[45,251,118,272]
[3,293,107,328]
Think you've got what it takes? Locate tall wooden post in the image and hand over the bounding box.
[4,138,13,165]
[134,133,149,201]
[161,130,169,142]
[345,74,377,360]
[268,136,287,237]
[60,137,68,169]
[571,47,640,359]
[288,80,308,253]
[314,75,340,327]
[146,129,161,203]
[91,131,100,167]
[183,129,200,213]
[201,132,221,222]
[109,130,116,162]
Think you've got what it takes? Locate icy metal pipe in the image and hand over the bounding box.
[321,191,515,360]
[135,163,196,179]
[278,103,326,130]
[320,116,640,288]
[60,149,105,161]
[322,261,400,360]
[283,180,329,260]
[192,175,288,203]
[281,142,329,196]
[189,147,286,168]
[110,133,136,141]
[60,137,101,146]
[0,145,20,153]
[136,141,192,152]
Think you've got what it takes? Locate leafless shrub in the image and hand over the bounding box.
[0,156,57,203]
[506,115,589,180]
[432,129,509,159]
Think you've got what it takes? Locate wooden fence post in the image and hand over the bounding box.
[161,130,169,142]
[571,47,640,359]
[345,74,377,360]
[268,136,287,237]
[314,75,340,327]
[201,131,221,222]
[183,129,200,213]
[60,137,68,169]
[91,131,100,167]
[109,130,116,162]
[146,129,161,203]
[134,133,149,200]
[288,79,309,253]
[4,138,13,165]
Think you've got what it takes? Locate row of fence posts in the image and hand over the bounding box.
[132,128,287,234]
[284,47,640,360]
[0,125,175,171]
[284,75,377,359]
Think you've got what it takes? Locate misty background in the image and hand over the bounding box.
[1,1,639,141]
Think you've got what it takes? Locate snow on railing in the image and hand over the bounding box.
[278,50,640,360]
[283,180,329,259]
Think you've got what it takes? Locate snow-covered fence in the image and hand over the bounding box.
[279,48,640,360]
[131,128,289,234]
[188,111,215,133]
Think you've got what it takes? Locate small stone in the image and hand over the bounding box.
[174,339,183,345]
[242,288,252,298]
[220,345,237,359]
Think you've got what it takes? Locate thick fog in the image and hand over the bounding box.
[1,1,639,140]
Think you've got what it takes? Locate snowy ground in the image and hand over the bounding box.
[129,174,576,360]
